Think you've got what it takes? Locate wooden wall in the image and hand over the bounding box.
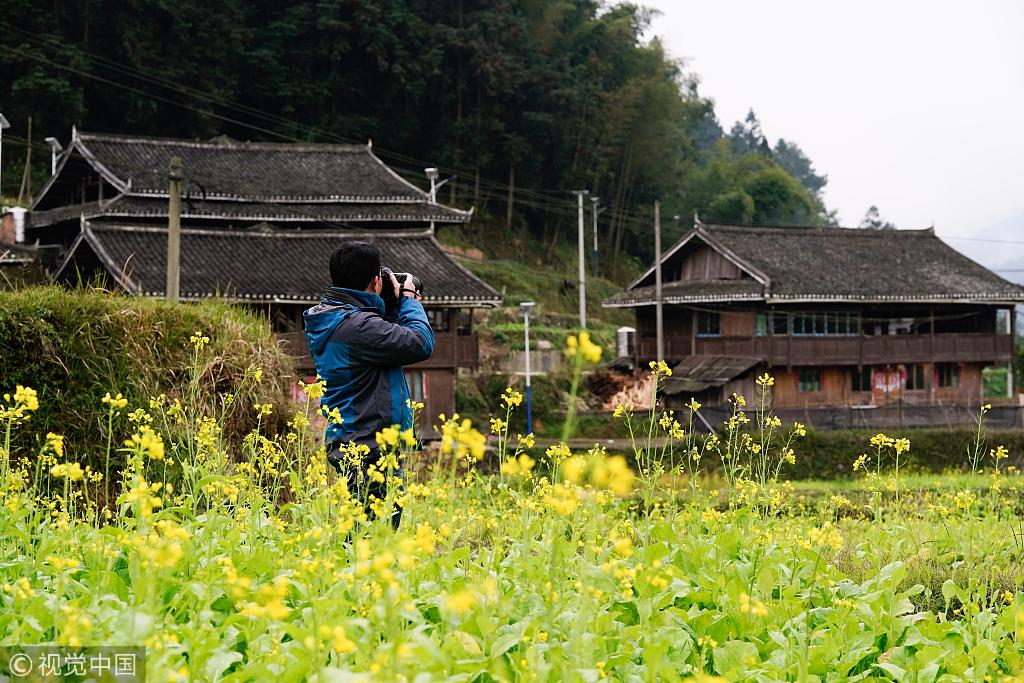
[766,362,986,408]
[675,245,744,281]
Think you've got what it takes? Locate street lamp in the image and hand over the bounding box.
[424,167,439,204]
[0,114,10,201]
[44,137,63,176]
[520,301,536,433]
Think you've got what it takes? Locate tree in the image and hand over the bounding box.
[728,109,771,157]
[773,139,827,197]
[859,205,895,230]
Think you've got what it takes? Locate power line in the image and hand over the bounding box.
[0,25,577,206]
[940,235,1024,246]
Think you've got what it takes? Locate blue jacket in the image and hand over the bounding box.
[303,287,435,452]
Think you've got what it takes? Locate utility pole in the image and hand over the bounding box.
[166,156,183,303]
[521,301,536,433]
[575,190,588,329]
[17,117,31,206]
[0,114,9,201]
[591,197,600,277]
[655,200,664,362]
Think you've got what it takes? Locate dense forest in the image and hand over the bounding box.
[0,1,831,274]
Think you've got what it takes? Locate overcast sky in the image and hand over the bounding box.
[643,0,1024,277]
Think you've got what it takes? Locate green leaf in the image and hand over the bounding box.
[713,640,759,677]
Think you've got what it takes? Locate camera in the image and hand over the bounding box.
[380,267,424,308]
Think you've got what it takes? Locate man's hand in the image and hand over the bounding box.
[386,271,401,301]
[400,274,421,300]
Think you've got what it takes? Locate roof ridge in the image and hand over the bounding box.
[76,131,370,153]
[702,221,936,236]
[85,221,436,239]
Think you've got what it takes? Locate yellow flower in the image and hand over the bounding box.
[501,387,524,408]
[125,426,165,460]
[689,398,701,412]
[756,373,775,387]
[439,415,486,463]
[14,385,39,411]
[561,455,586,484]
[565,331,603,364]
[45,432,65,457]
[101,391,129,410]
[648,360,672,377]
[190,331,210,352]
[376,426,400,449]
[517,432,535,449]
[319,624,356,653]
[302,376,326,399]
[444,589,477,614]
[50,462,85,481]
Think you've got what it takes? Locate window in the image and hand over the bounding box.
[851,366,872,392]
[997,309,1011,335]
[773,313,789,336]
[790,311,857,336]
[456,309,473,336]
[696,311,720,337]
[791,313,814,336]
[937,364,960,388]
[904,364,926,391]
[755,313,768,337]
[798,368,821,392]
[427,308,451,333]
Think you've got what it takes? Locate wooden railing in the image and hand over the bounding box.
[637,333,1014,365]
[277,331,478,371]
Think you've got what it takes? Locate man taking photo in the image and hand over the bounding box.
[303,240,434,529]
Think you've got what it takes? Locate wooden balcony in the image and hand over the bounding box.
[637,333,1014,366]
[277,331,479,371]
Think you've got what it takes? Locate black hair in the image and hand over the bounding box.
[329,240,381,290]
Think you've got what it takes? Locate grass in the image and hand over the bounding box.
[0,286,296,499]
[4,339,1024,680]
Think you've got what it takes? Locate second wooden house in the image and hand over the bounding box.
[604,220,1024,428]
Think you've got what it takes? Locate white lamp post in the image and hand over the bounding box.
[44,137,63,175]
[520,301,536,433]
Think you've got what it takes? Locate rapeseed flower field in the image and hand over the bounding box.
[1,332,1024,682]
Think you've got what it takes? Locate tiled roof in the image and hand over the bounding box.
[32,130,471,224]
[0,242,36,266]
[30,196,469,227]
[63,222,502,306]
[76,131,426,199]
[607,221,1024,306]
[662,356,761,394]
[604,279,763,307]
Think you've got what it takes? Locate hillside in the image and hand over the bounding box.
[1,1,830,271]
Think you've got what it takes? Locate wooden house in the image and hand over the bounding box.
[604,220,1024,428]
[27,129,502,431]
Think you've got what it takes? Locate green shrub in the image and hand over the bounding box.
[788,428,1024,480]
[0,286,296,468]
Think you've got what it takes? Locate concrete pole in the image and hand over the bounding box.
[576,191,587,329]
[524,307,532,432]
[655,200,664,362]
[166,156,183,302]
[591,197,599,276]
